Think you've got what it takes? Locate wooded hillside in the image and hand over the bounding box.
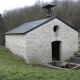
[0,0,80,45]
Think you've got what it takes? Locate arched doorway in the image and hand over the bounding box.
[52,41,61,61]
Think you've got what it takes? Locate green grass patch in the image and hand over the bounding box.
[0,46,80,80]
[78,43,80,52]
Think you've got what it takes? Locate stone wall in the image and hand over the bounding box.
[5,34,27,62]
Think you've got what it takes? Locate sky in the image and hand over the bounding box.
[0,0,53,14]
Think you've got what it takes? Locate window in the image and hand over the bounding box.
[53,25,59,32]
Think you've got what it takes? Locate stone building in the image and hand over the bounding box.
[5,16,78,64]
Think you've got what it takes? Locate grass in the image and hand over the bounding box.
[0,46,80,80]
[78,42,80,52]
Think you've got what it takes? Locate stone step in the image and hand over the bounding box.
[74,53,80,57]
[70,57,80,64]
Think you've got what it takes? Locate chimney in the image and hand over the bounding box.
[42,4,55,18]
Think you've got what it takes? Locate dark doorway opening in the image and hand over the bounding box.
[52,41,61,61]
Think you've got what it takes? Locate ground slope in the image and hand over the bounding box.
[0,46,80,80]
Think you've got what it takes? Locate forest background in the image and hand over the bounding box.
[0,0,80,45]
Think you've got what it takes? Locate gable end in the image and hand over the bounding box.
[55,16,78,32]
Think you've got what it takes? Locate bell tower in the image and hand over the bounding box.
[42,4,56,18]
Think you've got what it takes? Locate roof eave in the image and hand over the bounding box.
[5,33,25,35]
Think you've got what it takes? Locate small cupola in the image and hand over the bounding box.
[42,4,56,18]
